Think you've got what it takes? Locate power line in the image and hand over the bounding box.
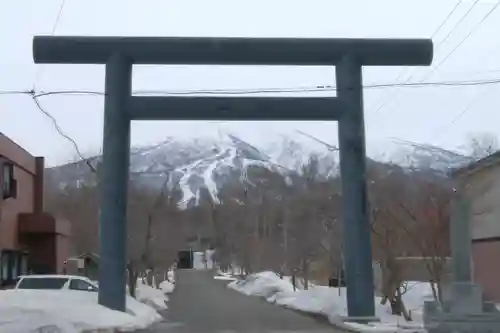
[4,76,500,99]
[432,83,500,142]
[33,0,68,92]
[421,1,500,143]
[295,130,338,151]
[14,78,500,183]
[51,0,67,35]
[368,0,464,117]
[419,0,500,83]
[3,75,500,172]
[0,90,32,95]
[30,92,97,173]
[433,0,477,50]
[369,0,498,128]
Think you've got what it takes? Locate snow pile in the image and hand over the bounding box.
[214,271,238,281]
[159,280,175,293]
[0,307,79,333]
[136,280,169,310]
[0,289,162,333]
[228,271,434,332]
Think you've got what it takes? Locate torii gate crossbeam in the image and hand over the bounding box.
[33,36,432,320]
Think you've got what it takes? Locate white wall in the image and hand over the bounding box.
[192,250,215,269]
[464,165,500,239]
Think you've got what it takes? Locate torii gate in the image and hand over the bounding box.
[33,36,432,318]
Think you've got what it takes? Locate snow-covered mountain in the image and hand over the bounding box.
[46,134,472,209]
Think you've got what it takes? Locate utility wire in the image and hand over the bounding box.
[418,1,500,141]
[51,0,67,35]
[295,130,338,151]
[419,0,500,83]
[33,0,67,93]
[370,0,497,127]
[4,75,500,174]
[368,0,463,114]
[29,92,97,173]
[432,84,499,141]
[4,76,500,99]
[432,0,477,51]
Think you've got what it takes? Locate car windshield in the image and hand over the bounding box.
[17,277,68,290]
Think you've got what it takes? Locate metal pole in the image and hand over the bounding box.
[98,53,132,311]
[336,55,375,318]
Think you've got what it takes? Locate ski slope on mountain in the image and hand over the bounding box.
[47,133,472,209]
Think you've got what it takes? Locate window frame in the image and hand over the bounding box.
[2,162,16,199]
[0,250,29,287]
[68,278,98,292]
[16,277,69,290]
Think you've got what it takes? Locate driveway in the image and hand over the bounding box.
[140,269,345,333]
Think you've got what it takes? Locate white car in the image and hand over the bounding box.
[15,274,98,292]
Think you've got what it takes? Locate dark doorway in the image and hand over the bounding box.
[177,250,193,269]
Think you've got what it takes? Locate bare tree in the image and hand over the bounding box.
[463,132,498,159]
[45,184,99,255]
[368,164,415,320]
[396,175,452,303]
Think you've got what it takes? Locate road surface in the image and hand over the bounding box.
[141,269,345,333]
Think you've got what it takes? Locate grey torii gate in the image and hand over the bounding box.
[33,36,432,318]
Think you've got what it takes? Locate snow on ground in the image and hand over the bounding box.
[159,279,175,293]
[228,271,433,332]
[214,272,238,281]
[136,280,169,311]
[0,289,160,333]
[0,278,175,333]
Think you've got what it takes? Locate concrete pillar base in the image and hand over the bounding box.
[424,282,500,332]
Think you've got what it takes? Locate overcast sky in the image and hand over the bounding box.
[1,0,500,166]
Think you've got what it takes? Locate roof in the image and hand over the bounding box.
[69,252,100,262]
[452,150,500,178]
[0,133,38,174]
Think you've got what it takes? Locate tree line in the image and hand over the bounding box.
[45,153,454,319]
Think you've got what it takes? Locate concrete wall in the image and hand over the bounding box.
[472,240,500,301]
[461,163,500,239]
[193,250,214,269]
[459,162,500,301]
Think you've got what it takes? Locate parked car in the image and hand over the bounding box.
[14,275,98,292]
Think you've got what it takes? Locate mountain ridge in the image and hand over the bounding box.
[46,134,473,209]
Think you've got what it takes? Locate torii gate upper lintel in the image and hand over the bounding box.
[33,36,433,318]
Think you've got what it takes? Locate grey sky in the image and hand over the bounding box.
[1,0,500,166]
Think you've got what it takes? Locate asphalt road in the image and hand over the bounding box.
[141,269,344,333]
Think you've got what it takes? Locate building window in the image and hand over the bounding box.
[0,251,29,287]
[2,163,16,199]
[1,253,8,281]
[20,254,29,276]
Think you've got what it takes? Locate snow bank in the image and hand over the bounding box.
[159,280,175,293]
[0,289,162,333]
[0,307,79,333]
[228,271,433,332]
[136,280,169,310]
[214,275,238,281]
